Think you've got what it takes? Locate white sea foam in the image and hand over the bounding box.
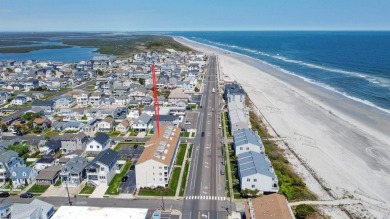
[178,36,390,114]
[189,37,390,88]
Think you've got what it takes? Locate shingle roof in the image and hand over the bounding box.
[237,151,276,179]
[36,165,61,180]
[89,149,118,167]
[233,129,263,148]
[0,150,18,163]
[10,167,36,179]
[63,156,89,174]
[94,132,110,145]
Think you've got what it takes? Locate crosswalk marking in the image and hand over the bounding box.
[185,196,227,201]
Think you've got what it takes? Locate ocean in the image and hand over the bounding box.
[172,31,390,113]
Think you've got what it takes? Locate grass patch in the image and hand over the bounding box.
[43,130,61,138]
[54,180,62,187]
[179,161,190,196]
[26,161,35,167]
[180,131,190,137]
[191,132,195,137]
[175,143,187,166]
[294,204,319,219]
[187,144,193,158]
[64,130,78,134]
[105,161,131,195]
[80,184,95,194]
[139,167,181,196]
[248,108,316,201]
[27,184,49,194]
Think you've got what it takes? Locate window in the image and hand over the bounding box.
[252,185,255,188]
[159,173,162,176]
[247,178,250,182]
[160,178,162,181]
[97,146,100,149]
[240,147,243,150]
[159,166,162,169]
[99,176,106,179]
[246,147,249,150]
[100,167,104,171]
[254,179,257,182]
[90,146,93,149]
[164,167,168,170]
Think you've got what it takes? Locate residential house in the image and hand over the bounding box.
[31,100,55,114]
[233,129,264,156]
[237,151,279,193]
[32,117,52,129]
[10,167,38,188]
[244,194,294,219]
[151,115,181,130]
[76,92,90,107]
[36,165,61,185]
[136,125,181,188]
[11,95,28,105]
[85,149,119,186]
[60,156,90,187]
[57,132,90,154]
[227,93,250,133]
[89,92,103,107]
[0,91,9,104]
[39,139,61,155]
[168,88,190,105]
[129,87,148,100]
[0,150,25,184]
[35,158,56,171]
[85,132,110,153]
[115,120,129,134]
[54,96,74,108]
[97,117,114,132]
[132,113,152,132]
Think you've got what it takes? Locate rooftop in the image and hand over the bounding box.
[137,124,180,166]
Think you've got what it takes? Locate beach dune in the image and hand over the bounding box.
[175,37,390,214]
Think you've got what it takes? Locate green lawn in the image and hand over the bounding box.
[187,144,193,158]
[26,161,35,166]
[28,184,50,194]
[175,143,187,166]
[105,161,131,195]
[80,184,95,194]
[139,167,181,196]
[43,130,61,138]
[54,180,62,186]
[179,161,190,196]
[180,132,190,137]
[64,130,78,134]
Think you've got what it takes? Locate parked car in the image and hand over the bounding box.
[20,192,33,198]
[201,132,205,137]
[0,192,10,197]
[220,170,225,175]
[125,139,133,142]
[184,121,191,125]
[130,164,135,171]
[121,176,128,182]
[133,145,138,149]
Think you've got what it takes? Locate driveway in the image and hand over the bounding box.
[41,183,84,197]
[117,145,144,160]
[119,161,137,194]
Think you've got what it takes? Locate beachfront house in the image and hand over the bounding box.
[237,151,279,193]
[233,129,264,156]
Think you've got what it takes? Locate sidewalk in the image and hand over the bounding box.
[175,142,190,197]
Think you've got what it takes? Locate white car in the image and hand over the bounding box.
[184,121,191,125]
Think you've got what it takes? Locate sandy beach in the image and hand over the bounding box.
[174,37,390,216]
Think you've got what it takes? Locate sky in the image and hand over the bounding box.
[0,0,390,31]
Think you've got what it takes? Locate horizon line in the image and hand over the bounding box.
[0,30,390,33]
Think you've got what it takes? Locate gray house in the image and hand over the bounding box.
[57,132,90,154]
[85,149,119,186]
[0,91,9,104]
[60,156,90,187]
[31,100,55,114]
[0,150,25,184]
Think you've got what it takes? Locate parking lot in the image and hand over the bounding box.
[117,143,144,194]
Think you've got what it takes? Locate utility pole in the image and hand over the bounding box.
[161,193,165,211]
[65,179,72,206]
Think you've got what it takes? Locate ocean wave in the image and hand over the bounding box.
[190,37,390,88]
[179,36,390,114]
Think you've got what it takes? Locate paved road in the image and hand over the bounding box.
[182,56,228,218]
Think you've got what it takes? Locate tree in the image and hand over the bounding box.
[194,87,200,92]
[1,123,8,132]
[97,69,104,76]
[138,78,145,85]
[7,144,29,157]
[82,114,87,120]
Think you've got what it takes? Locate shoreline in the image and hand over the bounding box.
[174,36,390,214]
